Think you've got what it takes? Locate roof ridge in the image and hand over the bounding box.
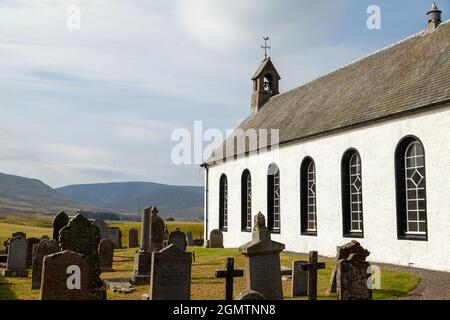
[271,19,450,102]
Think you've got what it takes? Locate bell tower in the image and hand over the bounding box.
[251,37,281,113]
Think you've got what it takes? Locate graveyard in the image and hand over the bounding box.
[0,211,420,300]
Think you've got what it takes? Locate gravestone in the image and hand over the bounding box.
[239,212,285,300]
[31,239,60,289]
[327,240,370,294]
[215,257,244,300]
[149,244,192,300]
[132,207,152,284]
[237,290,266,300]
[2,235,28,277]
[26,237,40,267]
[209,229,224,248]
[52,211,70,241]
[108,227,122,249]
[186,232,194,247]
[150,207,165,252]
[59,214,106,300]
[194,239,204,247]
[335,241,372,300]
[291,260,309,297]
[40,250,89,300]
[168,228,187,252]
[92,219,109,240]
[300,251,326,300]
[98,238,114,272]
[128,228,139,248]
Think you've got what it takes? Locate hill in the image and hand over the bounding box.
[0,172,102,216]
[56,182,204,221]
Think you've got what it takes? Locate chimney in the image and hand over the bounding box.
[427,3,442,33]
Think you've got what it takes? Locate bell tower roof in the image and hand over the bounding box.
[251,58,281,81]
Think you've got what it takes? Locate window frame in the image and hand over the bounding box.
[300,157,318,236]
[219,174,228,232]
[241,169,252,232]
[395,136,428,241]
[267,163,281,233]
[341,149,364,239]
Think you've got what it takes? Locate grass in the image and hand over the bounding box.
[0,217,419,300]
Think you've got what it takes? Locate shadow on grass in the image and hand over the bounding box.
[0,276,17,300]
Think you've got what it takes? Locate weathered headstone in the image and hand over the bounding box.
[2,235,28,277]
[132,207,152,284]
[92,219,109,240]
[291,260,309,297]
[26,237,40,268]
[215,257,244,300]
[300,252,326,300]
[31,239,60,289]
[238,212,285,300]
[108,227,122,249]
[209,229,224,248]
[40,250,89,300]
[335,241,372,300]
[128,228,139,248]
[168,228,187,252]
[237,290,266,300]
[59,214,106,300]
[52,211,69,241]
[150,207,165,252]
[98,238,114,272]
[186,232,194,247]
[149,244,192,300]
[327,240,370,294]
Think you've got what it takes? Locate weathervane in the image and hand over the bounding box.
[261,36,271,60]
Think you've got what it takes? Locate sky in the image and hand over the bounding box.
[0,0,448,188]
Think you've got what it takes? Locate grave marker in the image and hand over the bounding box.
[215,257,244,300]
[31,239,60,289]
[300,251,326,300]
[98,238,114,272]
[2,235,28,278]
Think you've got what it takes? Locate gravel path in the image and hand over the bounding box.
[376,262,450,300]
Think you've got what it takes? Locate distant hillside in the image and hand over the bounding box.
[0,172,102,216]
[56,182,204,221]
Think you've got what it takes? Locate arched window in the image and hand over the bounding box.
[395,137,427,240]
[300,157,317,235]
[241,170,252,231]
[341,149,364,237]
[267,163,280,232]
[219,174,228,231]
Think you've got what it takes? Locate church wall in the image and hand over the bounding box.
[205,105,450,271]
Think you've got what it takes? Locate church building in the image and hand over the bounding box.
[202,4,450,271]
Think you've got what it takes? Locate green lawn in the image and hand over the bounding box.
[0,217,419,300]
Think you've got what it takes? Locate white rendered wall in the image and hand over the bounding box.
[205,106,450,272]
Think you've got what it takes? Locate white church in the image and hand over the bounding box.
[202,4,450,272]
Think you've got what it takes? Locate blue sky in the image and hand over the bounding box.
[0,0,448,188]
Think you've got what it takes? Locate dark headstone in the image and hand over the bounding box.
[92,219,109,240]
[209,229,224,248]
[327,240,370,294]
[186,232,194,247]
[31,239,60,289]
[26,238,40,268]
[168,228,187,252]
[239,212,285,300]
[98,238,114,272]
[108,227,122,249]
[149,244,192,300]
[128,228,139,248]
[59,214,106,300]
[151,207,165,252]
[40,250,89,300]
[52,211,69,241]
[2,235,28,278]
[291,260,309,297]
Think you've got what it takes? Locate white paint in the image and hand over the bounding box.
[205,106,450,272]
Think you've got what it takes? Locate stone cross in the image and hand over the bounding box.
[215,257,244,300]
[300,251,326,300]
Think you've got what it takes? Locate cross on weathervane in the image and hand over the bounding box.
[261,36,271,60]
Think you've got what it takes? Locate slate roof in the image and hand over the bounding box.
[205,21,450,166]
